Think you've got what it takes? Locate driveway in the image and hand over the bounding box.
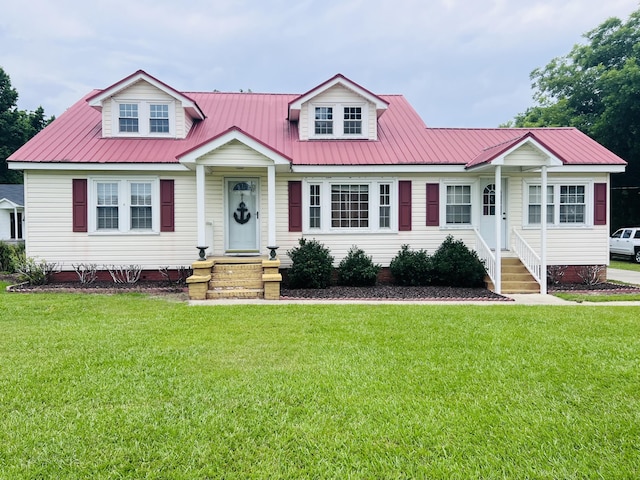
[607,267,640,286]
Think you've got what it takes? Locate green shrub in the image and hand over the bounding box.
[286,238,334,289]
[337,246,381,286]
[430,235,486,287]
[0,241,24,273]
[389,244,432,286]
[15,256,59,285]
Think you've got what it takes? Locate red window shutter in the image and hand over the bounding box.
[160,179,175,232]
[288,181,302,232]
[72,179,88,232]
[398,180,412,231]
[594,182,607,226]
[426,183,440,226]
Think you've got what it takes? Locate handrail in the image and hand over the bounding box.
[512,228,542,283]
[474,228,496,287]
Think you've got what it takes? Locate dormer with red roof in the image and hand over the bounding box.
[86,70,205,139]
[288,74,389,141]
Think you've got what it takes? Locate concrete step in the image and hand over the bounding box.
[206,288,264,300]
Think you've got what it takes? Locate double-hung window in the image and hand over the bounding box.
[119,104,139,133]
[445,185,472,224]
[343,107,362,135]
[114,100,173,136]
[527,183,587,226]
[92,179,159,233]
[314,107,333,135]
[149,104,169,133]
[305,180,394,232]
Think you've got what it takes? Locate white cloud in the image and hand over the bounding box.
[1,0,638,126]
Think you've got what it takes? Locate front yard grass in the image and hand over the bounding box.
[610,258,640,272]
[1,286,639,478]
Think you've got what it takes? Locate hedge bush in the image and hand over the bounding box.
[286,238,334,289]
[389,244,432,286]
[337,246,381,286]
[0,241,24,273]
[430,235,486,287]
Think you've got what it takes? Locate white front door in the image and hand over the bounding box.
[479,179,508,250]
[226,178,260,253]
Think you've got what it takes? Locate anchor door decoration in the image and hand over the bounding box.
[226,179,259,253]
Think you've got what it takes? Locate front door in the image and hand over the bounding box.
[479,179,508,250]
[226,178,260,254]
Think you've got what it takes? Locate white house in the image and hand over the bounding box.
[0,184,24,244]
[8,70,626,296]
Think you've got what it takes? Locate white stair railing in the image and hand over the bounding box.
[474,229,496,288]
[512,228,542,283]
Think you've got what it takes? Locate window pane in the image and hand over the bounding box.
[119,104,139,133]
[130,183,153,229]
[528,185,554,224]
[446,185,471,224]
[331,184,369,228]
[379,184,390,228]
[315,107,333,135]
[97,183,119,229]
[559,185,585,223]
[344,106,362,135]
[309,184,321,229]
[150,104,169,133]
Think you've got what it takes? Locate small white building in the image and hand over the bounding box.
[0,184,24,244]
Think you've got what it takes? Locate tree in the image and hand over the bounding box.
[512,9,640,229]
[0,67,53,183]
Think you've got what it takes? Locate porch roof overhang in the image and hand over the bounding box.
[177,126,292,171]
[465,133,564,172]
[0,198,22,209]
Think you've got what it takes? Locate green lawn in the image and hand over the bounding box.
[1,287,639,478]
[610,259,640,272]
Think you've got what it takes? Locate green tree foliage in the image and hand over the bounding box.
[0,67,53,183]
[513,10,640,228]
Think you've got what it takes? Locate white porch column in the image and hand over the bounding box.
[196,164,207,248]
[540,165,548,295]
[494,165,502,294]
[13,207,19,240]
[267,164,276,247]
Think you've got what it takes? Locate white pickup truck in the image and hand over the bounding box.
[610,227,640,263]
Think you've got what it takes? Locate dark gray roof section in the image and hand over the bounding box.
[0,184,24,206]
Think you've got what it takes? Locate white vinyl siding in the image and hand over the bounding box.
[23,171,197,269]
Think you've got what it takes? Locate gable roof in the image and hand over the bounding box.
[7,73,627,170]
[287,73,389,121]
[0,184,24,206]
[86,70,205,120]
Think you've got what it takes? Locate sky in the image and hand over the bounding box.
[1,0,639,128]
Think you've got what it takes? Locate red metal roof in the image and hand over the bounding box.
[8,83,627,169]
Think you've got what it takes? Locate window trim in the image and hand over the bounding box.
[440,180,478,229]
[302,178,396,233]
[88,177,160,235]
[523,180,593,228]
[111,99,175,137]
[309,102,368,139]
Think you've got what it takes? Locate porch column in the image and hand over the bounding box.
[267,164,276,247]
[494,165,502,294]
[196,164,207,248]
[13,207,19,240]
[540,165,548,295]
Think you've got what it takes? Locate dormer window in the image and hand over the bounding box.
[150,104,169,133]
[314,107,333,135]
[310,103,366,139]
[119,104,139,133]
[112,100,175,137]
[343,107,362,135]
